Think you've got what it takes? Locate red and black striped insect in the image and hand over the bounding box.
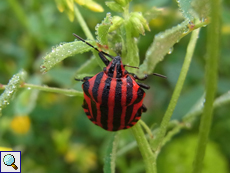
[74,34,165,131]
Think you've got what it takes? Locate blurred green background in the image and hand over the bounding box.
[0,0,230,172]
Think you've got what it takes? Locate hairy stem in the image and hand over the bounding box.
[192,0,221,172]
[131,123,157,173]
[152,23,200,153]
[0,83,83,97]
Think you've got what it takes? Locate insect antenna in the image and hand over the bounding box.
[73,33,114,59]
[152,73,167,78]
[123,65,139,69]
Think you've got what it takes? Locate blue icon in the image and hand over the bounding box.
[3,154,18,170]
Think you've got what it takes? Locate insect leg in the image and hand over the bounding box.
[137,82,150,90]
[142,104,147,112]
[75,76,92,82]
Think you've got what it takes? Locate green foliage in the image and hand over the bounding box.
[0,0,229,173]
[41,41,94,73]
[95,13,113,45]
[106,1,124,13]
[177,0,195,20]
[138,20,189,76]
[103,133,119,173]
[158,135,228,173]
[0,70,26,115]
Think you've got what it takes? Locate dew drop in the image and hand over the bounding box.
[168,47,174,54]
[183,26,189,34]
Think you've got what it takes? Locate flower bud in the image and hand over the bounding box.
[130,15,145,36]
[131,12,150,31]
[109,16,124,32]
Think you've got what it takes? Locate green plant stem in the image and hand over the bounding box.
[0,83,83,97]
[103,133,119,173]
[180,19,209,39]
[192,0,220,172]
[74,5,94,40]
[7,0,29,31]
[131,123,157,173]
[152,25,200,152]
[123,3,156,172]
[74,4,104,69]
[139,120,153,138]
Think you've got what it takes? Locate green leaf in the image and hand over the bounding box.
[114,0,127,7]
[103,133,119,173]
[138,20,189,76]
[0,69,27,116]
[105,1,124,13]
[95,13,113,45]
[191,0,210,19]
[122,21,139,69]
[177,0,195,20]
[107,27,126,56]
[40,41,94,73]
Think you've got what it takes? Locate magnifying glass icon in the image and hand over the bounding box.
[3,154,18,170]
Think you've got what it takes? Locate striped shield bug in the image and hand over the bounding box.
[74,34,166,131]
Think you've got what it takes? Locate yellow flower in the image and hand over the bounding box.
[55,0,104,22]
[11,115,31,134]
[0,147,12,151]
[83,0,104,12]
[65,144,97,172]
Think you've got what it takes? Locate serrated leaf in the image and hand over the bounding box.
[103,133,119,173]
[177,0,195,20]
[0,70,27,116]
[191,0,210,19]
[95,13,113,45]
[138,20,190,75]
[40,41,94,73]
[107,28,125,56]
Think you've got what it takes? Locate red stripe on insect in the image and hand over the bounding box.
[119,77,128,129]
[107,79,117,131]
[84,94,94,120]
[128,82,142,124]
[96,73,107,127]
[113,65,117,78]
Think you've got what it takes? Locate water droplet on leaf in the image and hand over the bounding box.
[168,47,174,54]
